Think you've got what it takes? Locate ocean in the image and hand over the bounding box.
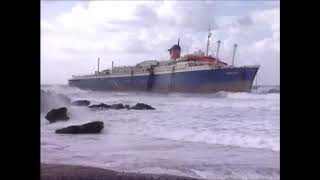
[41,85,280,180]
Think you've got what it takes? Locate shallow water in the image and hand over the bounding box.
[41,85,279,179]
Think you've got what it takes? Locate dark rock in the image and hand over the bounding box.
[72,100,91,106]
[111,103,125,110]
[89,103,132,110]
[45,107,70,123]
[55,121,104,134]
[124,105,130,110]
[89,103,111,109]
[88,102,155,111]
[131,103,155,110]
[267,88,280,93]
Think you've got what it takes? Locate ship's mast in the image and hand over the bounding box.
[97,58,100,72]
[232,43,238,66]
[206,24,212,56]
[216,40,221,61]
[112,61,114,71]
[177,38,180,61]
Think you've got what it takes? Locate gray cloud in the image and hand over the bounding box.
[41,1,279,85]
[135,4,159,22]
[106,1,218,33]
[237,16,253,26]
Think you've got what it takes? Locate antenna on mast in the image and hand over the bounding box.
[232,43,238,66]
[206,24,212,56]
[97,58,100,72]
[112,61,114,71]
[216,40,221,61]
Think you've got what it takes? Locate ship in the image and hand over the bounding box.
[68,33,259,93]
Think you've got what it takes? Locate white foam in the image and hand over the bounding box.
[226,92,280,101]
[132,126,279,151]
[41,89,71,113]
[41,85,280,152]
[41,85,93,99]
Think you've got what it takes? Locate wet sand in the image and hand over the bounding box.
[42,134,279,179]
[41,163,202,180]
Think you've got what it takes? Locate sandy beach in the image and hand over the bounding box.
[41,163,202,180]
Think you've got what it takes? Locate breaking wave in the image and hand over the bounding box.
[41,89,71,113]
[140,128,279,151]
[252,86,280,94]
[41,85,279,152]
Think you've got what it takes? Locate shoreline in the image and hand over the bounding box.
[41,163,203,180]
[41,85,279,180]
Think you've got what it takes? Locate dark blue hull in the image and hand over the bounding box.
[69,67,259,93]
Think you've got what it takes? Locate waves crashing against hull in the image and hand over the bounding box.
[68,39,259,93]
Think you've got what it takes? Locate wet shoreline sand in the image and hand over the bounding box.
[41,134,279,180]
[41,163,202,180]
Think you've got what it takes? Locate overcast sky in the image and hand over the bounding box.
[41,0,279,85]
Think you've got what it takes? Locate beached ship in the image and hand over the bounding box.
[69,32,259,93]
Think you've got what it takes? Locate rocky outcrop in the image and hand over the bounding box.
[124,104,130,110]
[72,100,91,106]
[131,103,155,110]
[89,103,111,109]
[89,103,154,110]
[267,88,280,93]
[89,103,129,110]
[45,107,70,123]
[55,121,104,134]
[111,103,126,110]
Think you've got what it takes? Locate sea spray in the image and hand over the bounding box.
[41,85,279,180]
[41,89,71,113]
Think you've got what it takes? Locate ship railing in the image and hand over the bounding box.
[72,74,93,77]
[71,74,98,79]
[71,74,108,79]
[220,64,260,69]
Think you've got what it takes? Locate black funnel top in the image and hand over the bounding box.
[168,38,181,51]
[168,44,181,51]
